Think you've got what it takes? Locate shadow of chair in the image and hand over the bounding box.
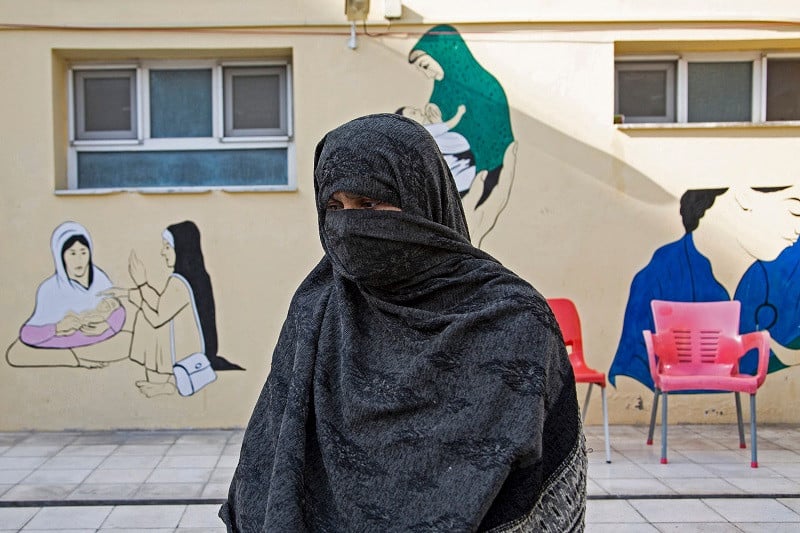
[643,299,771,467]
[547,298,611,463]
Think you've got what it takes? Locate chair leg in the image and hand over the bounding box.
[750,394,758,468]
[735,392,746,449]
[661,392,668,464]
[601,386,611,463]
[647,389,660,446]
[581,383,593,424]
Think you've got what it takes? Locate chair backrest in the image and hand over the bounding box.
[547,298,584,367]
[650,299,741,368]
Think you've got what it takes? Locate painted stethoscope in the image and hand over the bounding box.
[753,260,778,332]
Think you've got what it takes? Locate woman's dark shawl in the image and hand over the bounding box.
[221,114,585,532]
[410,24,514,174]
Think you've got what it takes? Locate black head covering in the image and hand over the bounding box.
[167,221,243,371]
[222,114,585,531]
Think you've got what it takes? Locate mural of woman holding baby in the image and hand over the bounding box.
[6,221,130,368]
[408,24,518,247]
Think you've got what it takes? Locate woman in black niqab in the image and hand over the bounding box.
[221,114,585,532]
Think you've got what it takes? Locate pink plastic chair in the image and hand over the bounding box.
[548,298,612,463]
[643,300,771,467]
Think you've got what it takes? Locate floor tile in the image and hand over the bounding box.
[102,504,186,528]
[159,455,219,468]
[630,499,726,523]
[201,482,229,499]
[84,468,152,484]
[0,507,38,529]
[735,524,800,532]
[24,469,91,484]
[147,468,212,484]
[593,477,676,495]
[660,477,744,495]
[99,455,161,470]
[725,477,800,494]
[166,445,224,457]
[180,504,225,527]
[209,467,235,483]
[112,445,171,456]
[216,455,238,468]
[639,462,716,479]
[0,483,77,500]
[703,498,800,522]
[585,500,646,523]
[68,482,140,499]
[0,470,31,484]
[589,462,652,479]
[653,524,742,532]
[3,446,62,458]
[584,524,659,532]
[23,506,112,529]
[133,482,204,499]
[776,498,800,514]
[55,445,117,457]
[0,458,46,470]
[39,456,105,470]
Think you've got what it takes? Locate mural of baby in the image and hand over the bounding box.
[6,221,131,369]
[397,103,477,193]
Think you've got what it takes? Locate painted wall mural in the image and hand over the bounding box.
[609,185,800,390]
[403,24,517,248]
[5,220,244,398]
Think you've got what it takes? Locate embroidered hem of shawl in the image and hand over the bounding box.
[486,434,587,533]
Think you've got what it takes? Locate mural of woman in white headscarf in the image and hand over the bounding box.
[5,221,130,368]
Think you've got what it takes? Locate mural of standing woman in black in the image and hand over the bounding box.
[167,221,243,372]
[108,220,243,398]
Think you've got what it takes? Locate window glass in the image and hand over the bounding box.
[766,59,800,121]
[75,70,137,139]
[688,62,752,122]
[224,66,286,136]
[615,62,675,123]
[77,149,289,188]
[150,69,213,137]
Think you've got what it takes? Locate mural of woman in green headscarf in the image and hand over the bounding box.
[408,24,517,247]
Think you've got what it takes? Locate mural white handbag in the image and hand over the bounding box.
[170,320,216,396]
[173,352,217,396]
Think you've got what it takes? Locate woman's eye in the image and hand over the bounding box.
[361,200,382,209]
[326,202,342,211]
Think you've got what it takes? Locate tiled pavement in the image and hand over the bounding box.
[0,424,799,531]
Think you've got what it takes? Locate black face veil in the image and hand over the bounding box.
[221,114,586,532]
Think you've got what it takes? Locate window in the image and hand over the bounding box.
[74,69,137,140]
[68,59,293,191]
[615,62,676,123]
[766,59,800,121]
[613,53,800,125]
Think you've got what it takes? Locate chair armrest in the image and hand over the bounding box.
[738,330,772,387]
[643,330,659,387]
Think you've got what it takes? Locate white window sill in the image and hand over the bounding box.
[616,121,800,130]
[55,185,297,195]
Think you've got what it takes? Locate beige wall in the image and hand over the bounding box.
[2,1,800,429]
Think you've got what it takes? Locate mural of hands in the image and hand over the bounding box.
[56,313,82,336]
[128,250,147,286]
[462,140,518,248]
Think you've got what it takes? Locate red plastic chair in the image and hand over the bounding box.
[548,298,611,463]
[644,300,771,467]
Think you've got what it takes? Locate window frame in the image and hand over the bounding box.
[615,52,766,125]
[614,61,676,123]
[223,65,289,138]
[66,59,295,193]
[72,66,140,141]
